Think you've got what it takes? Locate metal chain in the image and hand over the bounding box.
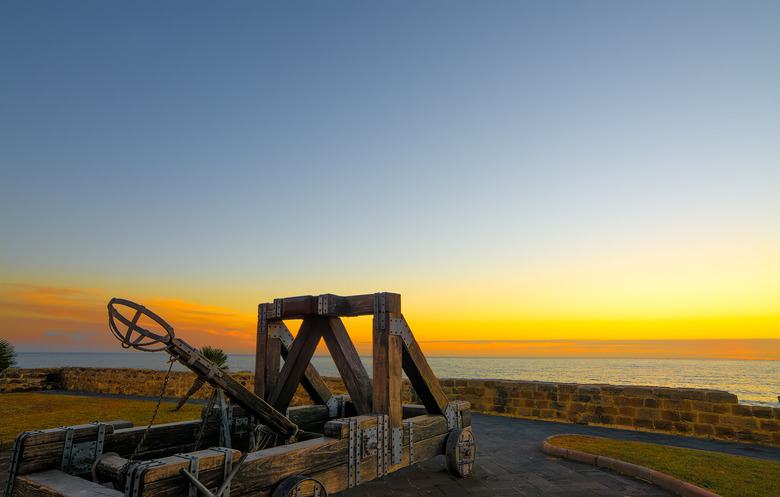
[118,357,176,482]
[193,388,218,451]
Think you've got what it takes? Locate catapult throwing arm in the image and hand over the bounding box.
[107,298,298,439]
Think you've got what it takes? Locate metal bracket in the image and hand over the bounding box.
[124,462,136,497]
[446,403,456,429]
[374,293,387,330]
[347,418,365,487]
[317,294,331,315]
[445,402,464,430]
[404,420,414,464]
[233,417,250,438]
[268,323,293,348]
[347,418,357,488]
[388,318,413,346]
[204,363,224,381]
[124,460,165,497]
[375,415,383,477]
[362,426,378,457]
[273,298,283,318]
[258,304,268,335]
[391,426,403,465]
[210,447,234,497]
[60,427,75,472]
[4,430,41,497]
[355,419,362,486]
[217,390,233,448]
[174,453,202,497]
[325,396,339,417]
[60,422,107,476]
[374,414,388,477]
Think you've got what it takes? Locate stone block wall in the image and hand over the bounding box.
[438,378,780,446]
[0,367,347,404]
[2,368,778,446]
[57,367,257,399]
[0,368,63,393]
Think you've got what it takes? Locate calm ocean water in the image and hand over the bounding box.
[15,352,779,408]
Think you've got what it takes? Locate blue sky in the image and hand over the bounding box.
[1,1,778,353]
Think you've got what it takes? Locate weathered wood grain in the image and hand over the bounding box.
[230,437,350,494]
[266,318,325,413]
[170,338,296,438]
[402,404,428,418]
[274,323,333,406]
[400,316,449,415]
[12,470,123,497]
[320,293,376,317]
[253,427,449,496]
[261,293,378,319]
[373,293,403,429]
[321,318,373,414]
[322,415,378,440]
[264,336,281,401]
[15,422,134,475]
[254,303,269,398]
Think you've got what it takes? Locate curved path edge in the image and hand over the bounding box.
[541,434,720,497]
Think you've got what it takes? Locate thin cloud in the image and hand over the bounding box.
[43,330,98,341]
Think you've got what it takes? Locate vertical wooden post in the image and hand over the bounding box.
[265,333,281,401]
[372,293,403,429]
[254,303,268,398]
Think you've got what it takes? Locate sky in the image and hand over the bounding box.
[1,1,778,359]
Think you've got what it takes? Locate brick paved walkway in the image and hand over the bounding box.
[333,412,780,497]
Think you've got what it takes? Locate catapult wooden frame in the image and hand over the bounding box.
[5,292,475,497]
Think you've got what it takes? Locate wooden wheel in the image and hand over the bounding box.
[445,427,476,477]
[271,476,328,497]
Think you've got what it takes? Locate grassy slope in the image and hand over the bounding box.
[548,434,780,497]
[0,392,203,445]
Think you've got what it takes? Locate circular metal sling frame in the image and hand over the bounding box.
[107,298,175,352]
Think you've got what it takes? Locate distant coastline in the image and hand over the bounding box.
[14,352,779,408]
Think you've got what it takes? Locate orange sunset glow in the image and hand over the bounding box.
[2,282,777,360]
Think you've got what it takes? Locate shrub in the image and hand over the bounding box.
[0,338,17,374]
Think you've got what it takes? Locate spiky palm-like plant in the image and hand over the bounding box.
[173,345,228,411]
[0,338,17,375]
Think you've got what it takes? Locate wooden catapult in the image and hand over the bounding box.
[5,292,475,497]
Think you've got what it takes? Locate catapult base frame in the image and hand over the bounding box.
[6,292,475,497]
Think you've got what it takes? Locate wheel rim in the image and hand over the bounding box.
[446,427,476,477]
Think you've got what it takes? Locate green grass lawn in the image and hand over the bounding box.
[547,434,780,497]
[0,392,203,447]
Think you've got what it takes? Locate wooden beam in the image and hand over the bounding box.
[400,316,450,415]
[14,420,216,477]
[278,295,318,316]
[321,317,373,414]
[166,338,297,438]
[266,317,325,413]
[318,293,376,317]
[372,293,403,428]
[261,293,386,319]
[231,436,350,495]
[254,303,268,398]
[274,322,333,405]
[265,337,281,401]
[13,470,124,496]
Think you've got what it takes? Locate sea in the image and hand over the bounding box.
[14,352,779,408]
